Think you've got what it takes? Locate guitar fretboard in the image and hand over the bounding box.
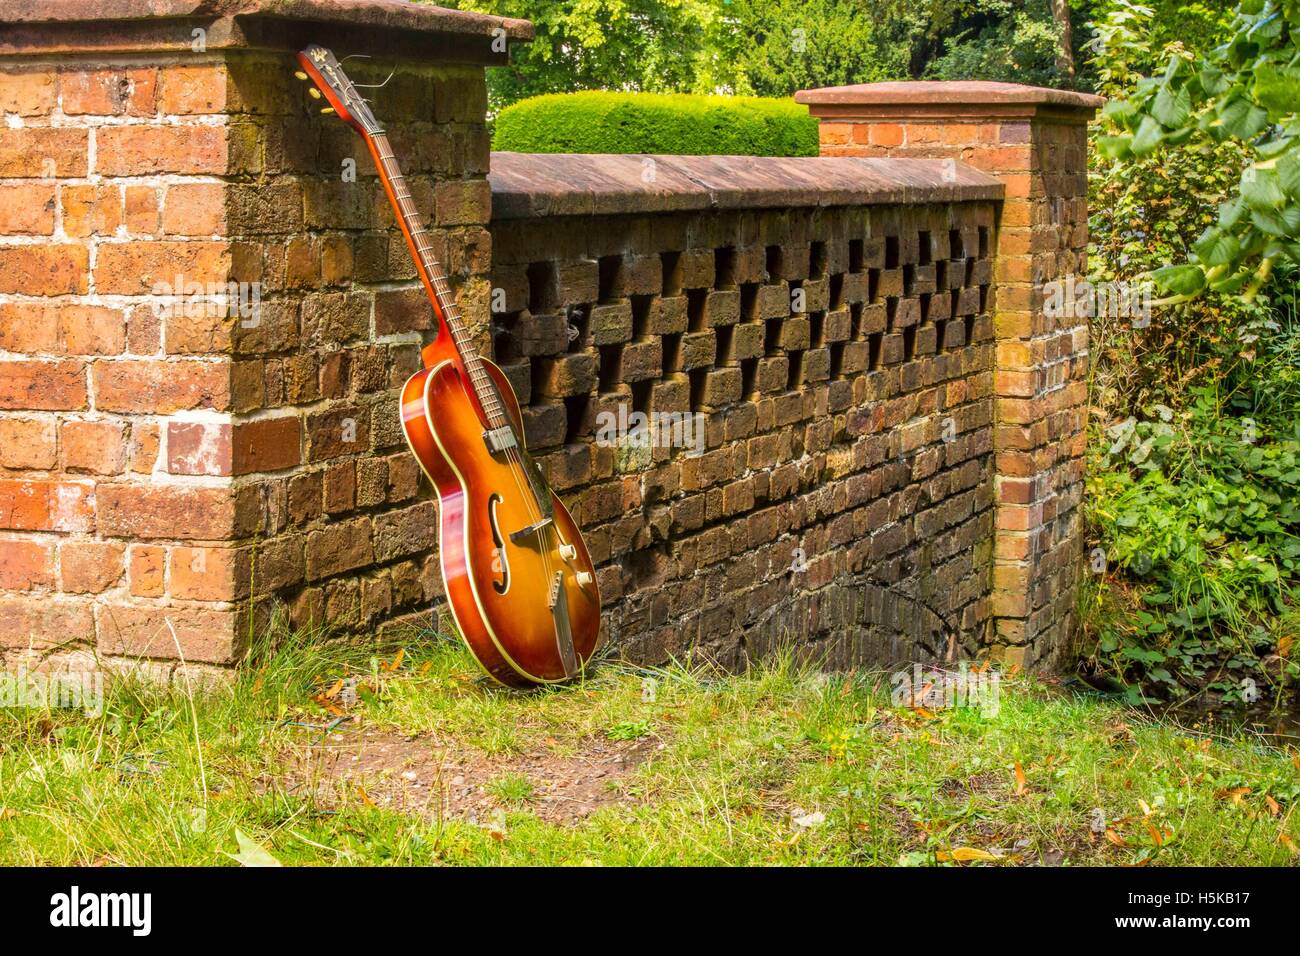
[371,133,508,430]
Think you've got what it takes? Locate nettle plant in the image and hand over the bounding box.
[1100,0,1300,303]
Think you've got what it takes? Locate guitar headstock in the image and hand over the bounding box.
[295,44,382,137]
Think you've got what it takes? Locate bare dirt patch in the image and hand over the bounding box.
[277,725,660,826]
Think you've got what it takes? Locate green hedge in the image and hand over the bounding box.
[491,91,819,157]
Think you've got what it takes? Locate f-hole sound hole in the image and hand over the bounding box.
[487,493,509,594]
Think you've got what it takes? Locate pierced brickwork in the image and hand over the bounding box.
[489,181,1001,666]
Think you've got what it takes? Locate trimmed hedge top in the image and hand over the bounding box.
[492,91,819,157]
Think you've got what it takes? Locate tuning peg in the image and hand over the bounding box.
[307,87,321,99]
[294,71,309,81]
[321,107,335,114]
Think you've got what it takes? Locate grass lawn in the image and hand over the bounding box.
[2,628,1298,866]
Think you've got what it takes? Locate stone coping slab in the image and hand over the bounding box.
[0,0,534,39]
[489,152,1004,219]
[795,80,1102,112]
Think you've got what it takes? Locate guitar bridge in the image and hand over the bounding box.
[483,425,517,454]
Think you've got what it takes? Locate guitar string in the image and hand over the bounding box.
[372,133,563,634]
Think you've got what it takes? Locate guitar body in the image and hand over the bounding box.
[400,356,601,687]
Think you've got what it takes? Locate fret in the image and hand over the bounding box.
[366,131,508,429]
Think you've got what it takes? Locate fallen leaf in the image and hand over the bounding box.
[225,828,282,867]
[357,785,377,808]
[792,810,826,828]
[1013,761,1028,796]
[1144,820,1164,847]
[1215,786,1250,805]
[1104,829,1127,847]
[947,847,1000,862]
[322,678,344,700]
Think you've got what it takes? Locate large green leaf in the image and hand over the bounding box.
[1191,227,1241,266]
[1130,115,1166,156]
[1198,64,1229,96]
[1240,165,1284,208]
[1152,83,1192,127]
[1278,151,1300,196]
[1252,62,1300,116]
[1218,97,1270,139]
[1249,204,1300,235]
[1151,263,1207,296]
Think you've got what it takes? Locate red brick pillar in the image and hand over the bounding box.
[0,1,529,679]
[795,81,1102,668]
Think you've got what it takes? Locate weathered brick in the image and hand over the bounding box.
[97,604,240,663]
[62,419,126,475]
[60,541,125,594]
[306,517,374,580]
[93,360,229,413]
[94,240,230,295]
[0,244,89,295]
[95,125,227,176]
[98,484,236,540]
[0,595,93,649]
[0,361,87,411]
[60,68,156,116]
[0,538,55,590]
[0,417,57,470]
[0,127,87,176]
[0,183,55,234]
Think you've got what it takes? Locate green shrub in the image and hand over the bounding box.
[491,91,819,157]
[1083,306,1300,708]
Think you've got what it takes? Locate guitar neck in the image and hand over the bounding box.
[366,129,508,429]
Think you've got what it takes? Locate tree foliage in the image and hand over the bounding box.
[1101,0,1300,303]
[440,0,1088,110]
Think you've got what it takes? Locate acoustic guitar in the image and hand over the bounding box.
[296,45,601,687]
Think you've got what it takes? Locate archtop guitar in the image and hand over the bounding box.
[296,45,600,687]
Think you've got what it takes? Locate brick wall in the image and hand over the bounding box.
[0,4,1095,680]
[796,81,1101,668]
[0,1,528,679]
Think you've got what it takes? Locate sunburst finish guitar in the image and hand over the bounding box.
[296,45,600,687]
